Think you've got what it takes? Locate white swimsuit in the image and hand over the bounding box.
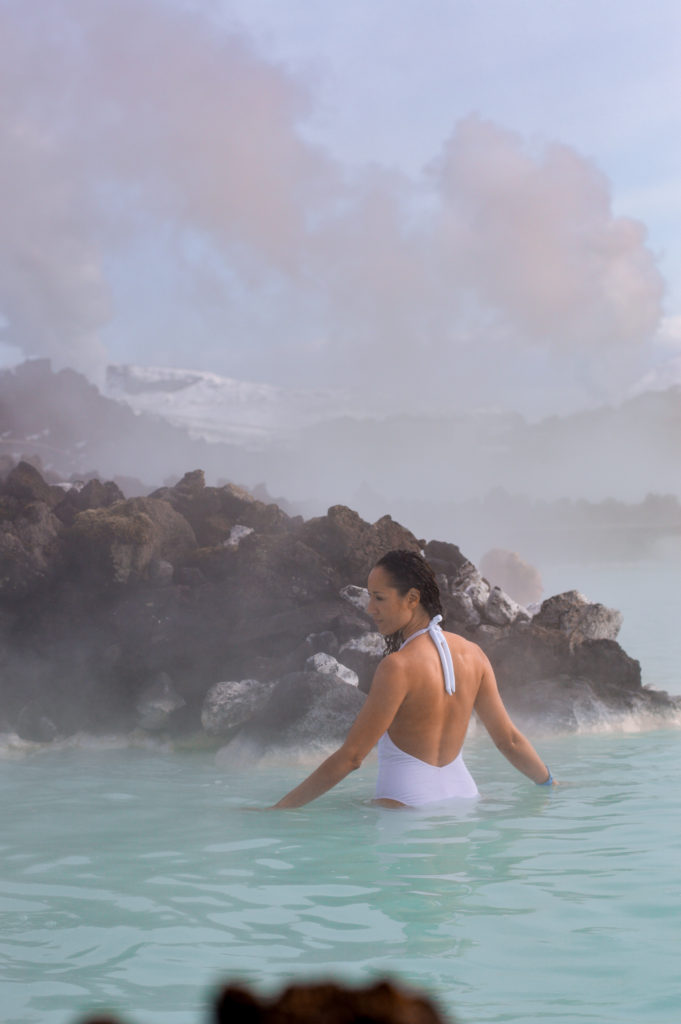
[374,615,478,806]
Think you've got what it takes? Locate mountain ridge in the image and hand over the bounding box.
[1,358,679,560]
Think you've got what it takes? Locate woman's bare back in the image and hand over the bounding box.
[384,631,485,766]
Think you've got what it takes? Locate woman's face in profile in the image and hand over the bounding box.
[366,566,417,636]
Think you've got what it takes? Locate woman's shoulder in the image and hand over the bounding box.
[444,630,487,661]
[375,648,411,675]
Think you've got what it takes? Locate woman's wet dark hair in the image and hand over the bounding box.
[374,549,443,654]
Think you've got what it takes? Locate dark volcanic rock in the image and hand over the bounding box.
[221,600,371,669]
[0,460,676,745]
[54,478,125,526]
[471,619,673,726]
[423,539,472,579]
[2,461,56,506]
[572,638,642,694]
[0,498,63,599]
[302,630,340,658]
[534,590,622,641]
[474,621,612,694]
[151,470,291,547]
[69,496,197,585]
[301,505,421,582]
[228,532,338,604]
[493,675,619,732]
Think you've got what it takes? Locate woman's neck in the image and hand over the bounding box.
[400,611,431,642]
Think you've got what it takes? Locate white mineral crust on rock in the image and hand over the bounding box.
[224,524,254,548]
[305,652,359,687]
[484,586,528,626]
[339,633,385,657]
[201,678,272,735]
[340,585,370,612]
[462,573,491,611]
[447,591,481,627]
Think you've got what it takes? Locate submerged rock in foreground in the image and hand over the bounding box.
[0,462,677,745]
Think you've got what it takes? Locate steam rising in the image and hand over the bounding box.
[0,0,665,415]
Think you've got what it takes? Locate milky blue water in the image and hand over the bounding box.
[2,558,680,1024]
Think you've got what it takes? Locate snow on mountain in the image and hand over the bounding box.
[105,364,353,447]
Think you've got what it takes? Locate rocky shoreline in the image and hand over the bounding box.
[0,461,677,748]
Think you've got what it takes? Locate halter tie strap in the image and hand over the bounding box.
[398,614,456,694]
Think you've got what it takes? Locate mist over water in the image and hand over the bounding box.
[1,356,680,578]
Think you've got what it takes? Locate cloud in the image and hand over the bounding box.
[425,118,665,405]
[0,9,111,378]
[296,117,664,412]
[0,0,332,377]
[0,0,667,415]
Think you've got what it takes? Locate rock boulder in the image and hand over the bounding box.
[53,478,125,526]
[423,539,472,579]
[151,470,291,547]
[472,619,664,726]
[301,506,421,583]
[484,586,530,627]
[201,678,276,737]
[69,497,197,585]
[534,590,623,642]
[305,652,359,687]
[2,461,56,506]
[242,671,366,749]
[338,633,385,694]
[0,499,63,599]
[0,461,676,745]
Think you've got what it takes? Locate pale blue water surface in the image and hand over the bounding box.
[1,558,680,1024]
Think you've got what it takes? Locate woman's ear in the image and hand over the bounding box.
[407,588,421,608]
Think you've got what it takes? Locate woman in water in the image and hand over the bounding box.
[274,549,554,808]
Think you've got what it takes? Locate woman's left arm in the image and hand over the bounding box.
[272,655,408,808]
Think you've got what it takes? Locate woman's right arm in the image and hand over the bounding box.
[272,654,411,808]
[474,652,554,785]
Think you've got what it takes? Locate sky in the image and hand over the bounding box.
[1,0,680,418]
